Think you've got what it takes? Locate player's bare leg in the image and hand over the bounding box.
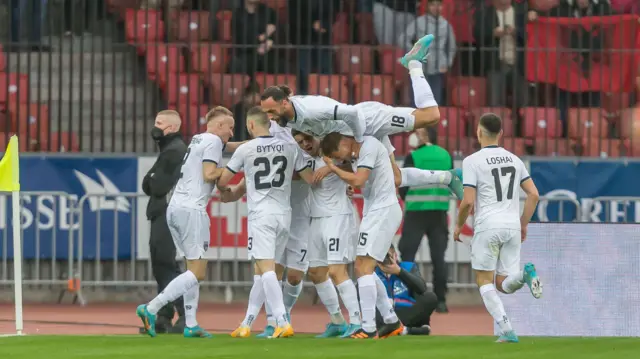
[475,270,518,343]
[308,267,348,338]
[255,259,294,338]
[328,264,362,338]
[138,259,211,338]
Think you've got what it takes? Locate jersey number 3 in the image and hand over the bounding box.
[254,156,288,190]
[491,166,515,201]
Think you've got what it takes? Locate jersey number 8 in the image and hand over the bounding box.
[254,156,288,190]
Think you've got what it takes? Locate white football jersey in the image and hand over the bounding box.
[309,156,353,218]
[170,132,224,210]
[462,145,531,233]
[288,95,360,139]
[226,135,308,218]
[351,136,398,215]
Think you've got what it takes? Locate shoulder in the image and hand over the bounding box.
[462,152,480,167]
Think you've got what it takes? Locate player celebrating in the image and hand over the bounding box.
[292,129,362,338]
[454,113,543,343]
[136,106,235,338]
[321,133,405,339]
[218,107,315,339]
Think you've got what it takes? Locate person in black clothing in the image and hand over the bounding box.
[376,245,437,335]
[140,110,188,334]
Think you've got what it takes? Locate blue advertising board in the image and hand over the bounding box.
[530,160,640,223]
[0,156,138,260]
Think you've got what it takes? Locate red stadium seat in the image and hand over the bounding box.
[125,10,165,49]
[568,108,608,139]
[443,0,476,43]
[389,133,411,156]
[0,73,29,108]
[521,107,562,138]
[254,74,297,95]
[355,13,376,44]
[173,11,212,42]
[7,103,49,142]
[533,139,574,157]
[0,131,33,151]
[501,137,527,156]
[45,131,81,152]
[441,136,477,157]
[145,44,185,83]
[582,139,630,158]
[190,43,228,74]
[336,45,374,75]
[177,104,209,136]
[162,74,203,106]
[307,74,350,103]
[470,107,514,137]
[208,74,250,108]
[379,45,408,88]
[216,11,233,43]
[332,13,350,45]
[439,107,469,137]
[450,77,487,108]
[601,92,632,116]
[352,75,394,104]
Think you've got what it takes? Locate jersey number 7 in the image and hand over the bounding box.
[491,166,515,201]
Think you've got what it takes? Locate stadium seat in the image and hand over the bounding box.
[0,73,29,108]
[389,133,411,156]
[254,74,297,94]
[106,0,142,18]
[450,77,487,108]
[501,137,526,156]
[601,92,631,116]
[352,75,394,104]
[355,12,376,44]
[208,74,250,107]
[332,13,350,45]
[0,45,5,72]
[7,103,49,142]
[582,139,630,158]
[145,44,185,83]
[45,131,81,152]
[441,136,477,157]
[442,0,476,43]
[439,107,470,137]
[379,45,408,88]
[470,107,514,137]
[172,11,212,42]
[216,11,233,43]
[162,74,203,106]
[190,43,228,74]
[568,108,608,139]
[125,10,165,50]
[0,131,33,151]
[336,45,374,75]
[177,104,209,136]
[533,139,574,157]
[307,74,350,103]
[521,107,562,138]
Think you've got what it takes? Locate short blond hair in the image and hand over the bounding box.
[205,106,233,123]
[156,109,180,118]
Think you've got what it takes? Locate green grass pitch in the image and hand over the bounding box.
[1,335,639,358]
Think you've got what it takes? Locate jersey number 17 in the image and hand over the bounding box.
[491,166,515,202]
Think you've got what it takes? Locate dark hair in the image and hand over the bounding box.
[479,113,502,135]
[261,85,291,101]
[243,81,260,96]
[320,132,344,155]
[291,129,314,141]
[246,106,269,125]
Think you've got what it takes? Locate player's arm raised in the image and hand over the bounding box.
[455,158,476,242]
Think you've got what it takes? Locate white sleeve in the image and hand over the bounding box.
[519,159,531,184]
[203,136,224,165]
[225,145,246,173]
[462,157,477,188]
[293,146,309,172]
[355,139,377,170]
[335,104,366,143]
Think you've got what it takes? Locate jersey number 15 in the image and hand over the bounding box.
[254,156,288,190]
[491,166,515,202]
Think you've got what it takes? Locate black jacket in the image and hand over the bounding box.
[142,133,187,220]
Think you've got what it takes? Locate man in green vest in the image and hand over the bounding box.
[398,127,453,313]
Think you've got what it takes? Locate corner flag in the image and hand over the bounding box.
[0,135,23,336]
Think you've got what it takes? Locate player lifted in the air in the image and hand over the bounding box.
[260,34,462,198]
[321,133,406,339]
[136,107,235,338]
[218,107,315,339]
[292,129,362,338]
[454,113,543,343]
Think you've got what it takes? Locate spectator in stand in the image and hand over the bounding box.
[9,0,50,52]
[399,0,456,105]
[610,0,639,14]
[473,0,531,110]
[141,0,186,42]
[373,0,418,46]
[231,82,261,141]
[229,0,280,75]
[289,0,339,95]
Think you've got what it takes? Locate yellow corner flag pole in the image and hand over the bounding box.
[0,135,23,336]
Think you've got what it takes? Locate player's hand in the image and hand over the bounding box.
[378,258,401,275]
[313,166,332,184]
[322,156,336,170]
[453,226,462,242]
[346,185,354,198]
[521,226,528,242]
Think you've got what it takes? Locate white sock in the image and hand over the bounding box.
[183,283,200,328]
[479,283,512,333]
[356,274,378,333]
[282,280,303,314]
[147,270,198,314]
[502,272,525,294]
[242,275,265,328]
[336,279,361,325]
[264,301,276,328]
[374,275,399,324]
[400,167,452,188]
[408,60,438,108]
[262,271,288,327]
[315,279,346,324]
